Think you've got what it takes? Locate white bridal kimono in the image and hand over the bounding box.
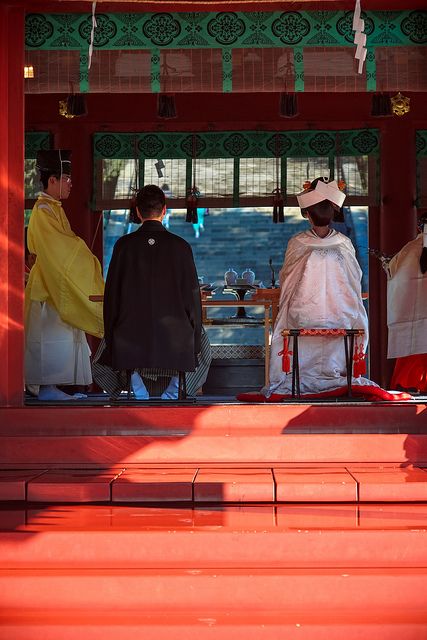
[263,229,375,397]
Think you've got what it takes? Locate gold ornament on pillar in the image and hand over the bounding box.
[59,100,74,119]
[390,92,410,117]
[59,94,88,119]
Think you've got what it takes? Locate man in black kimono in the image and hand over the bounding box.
[101,184,202,399]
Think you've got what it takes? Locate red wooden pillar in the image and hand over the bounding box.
[367,204,382,385]
[56,117,104,265]
[381,118,417,252]
[57,121,95,243]
[57,121,104,359]
[0,5,25,407]
[378,117,417,387]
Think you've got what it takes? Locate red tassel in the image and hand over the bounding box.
[353,339,366,378]
[186,193,198,223]
[278,336,292,374]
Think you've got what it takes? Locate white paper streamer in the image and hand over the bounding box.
[352,0,361,30]
[88,1,97,71]
[353,0,367,74]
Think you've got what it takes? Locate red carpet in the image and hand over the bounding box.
[236,385,412,402]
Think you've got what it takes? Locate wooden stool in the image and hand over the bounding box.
[281,328,365,399]
[178,371,187,400]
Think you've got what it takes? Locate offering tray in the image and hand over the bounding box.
[223,284,257,319]
[200,284,217,294]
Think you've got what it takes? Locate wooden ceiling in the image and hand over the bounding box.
[9,0,427,11]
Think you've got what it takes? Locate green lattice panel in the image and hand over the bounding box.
[416,131,427,208]
[25,11,427,50]
[25,131,51,158]
[416,130,427,157]
[93,129,380,160]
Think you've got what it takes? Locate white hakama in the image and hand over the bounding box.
[25,301,92,386]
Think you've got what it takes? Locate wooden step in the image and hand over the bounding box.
[1,568,426,614]
[1,432,427,466]
[1,404,426,466]
[2,503,426,639]
[1,504,427,569]
[2,612,426,640]
[2,404,426,434]
[1,464,427,503]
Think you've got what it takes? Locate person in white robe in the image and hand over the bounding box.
[25,150,104,401]
[262,177,375,398]
[384,219,427,392]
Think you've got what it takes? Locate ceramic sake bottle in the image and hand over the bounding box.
[242,267,255,285]
[224,267,238,286]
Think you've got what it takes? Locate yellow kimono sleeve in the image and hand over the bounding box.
[25,198,104,338]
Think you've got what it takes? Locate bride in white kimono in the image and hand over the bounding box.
[262,177,376,398]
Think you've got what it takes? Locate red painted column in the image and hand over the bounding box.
[381,118,417,253]
[57,121,95,244]
[56,121,104,360]
[378,117,417,387]
[0,5,25,407]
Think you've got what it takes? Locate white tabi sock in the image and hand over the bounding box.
[38,385,76,401]
[131,372,149,400]
[161,375,180,400]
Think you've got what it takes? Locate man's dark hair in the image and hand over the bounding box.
[135,185,166,218]
[37,150,72,190]
[24,226,30,261]
[39,170,57,189]
[39,170,70,190]
[304,199,335,227]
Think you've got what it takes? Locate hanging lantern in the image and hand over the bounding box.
[272,188,285,223]
[157,94,177,119]
[279,93,298,118]
[186,134,199,223]
[67,94,87,116]
[272,136,285,223]
[371,93,392,117]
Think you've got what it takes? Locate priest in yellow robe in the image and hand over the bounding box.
[25,149,104,401]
